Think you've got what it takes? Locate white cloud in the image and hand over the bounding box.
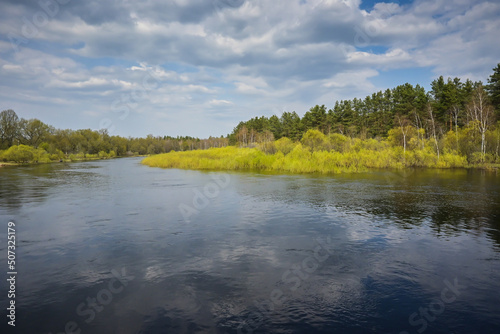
[208,99,233,106]
[48,77,111,89]
[2,64,23,73]
[347,48,412,68]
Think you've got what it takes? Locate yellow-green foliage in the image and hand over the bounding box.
[142,130,474,174]
[98,150,116,158]
[0,145,119,164]
[328,133,349,152]
[69,153,80,162]
[274,137,295,154]
[301,129,329,152]
[0,145,52,163]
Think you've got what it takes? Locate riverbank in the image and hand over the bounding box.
[141,145,499,174]
[0,162,18,167]
[0,156,115,167]
[0,154,146,167]
[0,144,145,167]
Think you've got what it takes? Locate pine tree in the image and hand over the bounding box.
[486,63,500,114]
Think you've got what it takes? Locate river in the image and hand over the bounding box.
[1,157,499,333]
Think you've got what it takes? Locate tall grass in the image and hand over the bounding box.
[141,137,470,174]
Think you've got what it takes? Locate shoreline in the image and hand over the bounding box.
[0,155,144,168]
[141,163,500,174]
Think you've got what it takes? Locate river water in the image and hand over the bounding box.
[1,157,499,334]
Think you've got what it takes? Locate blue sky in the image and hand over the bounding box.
[0,0,499,138]
[359,0,413,11]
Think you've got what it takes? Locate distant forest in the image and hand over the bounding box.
[1,63,499,164]
[0,113,229,162]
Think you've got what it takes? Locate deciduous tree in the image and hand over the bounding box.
[466,85,495,160]
[0,109,20,148]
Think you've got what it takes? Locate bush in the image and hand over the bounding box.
[470,152,485,165]
[2,145,35,163]
[39,142,50,152]
[258,142,276,155]
[328,133,349,152]
[301,129,329,152]
[274,137,295,155]
[49,149,65,161]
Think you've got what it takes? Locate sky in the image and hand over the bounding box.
[0,0,499,138]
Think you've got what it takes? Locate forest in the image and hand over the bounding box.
[0,111,228,163]
[3,64,500,168]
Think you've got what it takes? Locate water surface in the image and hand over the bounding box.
[1,158,499,333]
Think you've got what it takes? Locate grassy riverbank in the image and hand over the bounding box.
[0,144,120,166]
[142,130,500,174]
[141,143,482,174]
[0,157,116,167]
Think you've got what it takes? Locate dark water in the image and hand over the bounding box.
[1,157,500,334]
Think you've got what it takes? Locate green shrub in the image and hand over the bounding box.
[274,137,295,155]
[2,145,35,163]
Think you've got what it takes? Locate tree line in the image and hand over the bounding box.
[228,64,500,163]
[0,110,228,163]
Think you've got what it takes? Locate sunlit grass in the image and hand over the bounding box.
[141,138,473,174]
